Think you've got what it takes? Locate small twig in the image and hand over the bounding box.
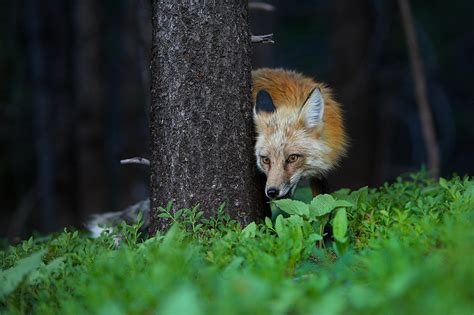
[120,157,150,166]
[251,34,274,44]
[398,0,440,178]
[249,2,276,12]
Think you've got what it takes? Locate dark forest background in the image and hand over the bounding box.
[0,0,473,240]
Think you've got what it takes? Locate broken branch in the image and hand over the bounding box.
[120,157,150,166]
[249,2,276,12]
[251,34,274,44]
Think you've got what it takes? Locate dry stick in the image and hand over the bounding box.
[120,157,150,166]
[249,2,276,12]
[251,34,274,44]
[398,0,440,178]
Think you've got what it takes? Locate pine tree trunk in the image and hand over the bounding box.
[73,0,108,218]
[27,0,57,232]
[328,0,376,189]
[149,0,267,233]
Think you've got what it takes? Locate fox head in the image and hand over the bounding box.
[253,88,331,199]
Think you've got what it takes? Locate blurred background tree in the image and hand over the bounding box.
[0,0,472,239]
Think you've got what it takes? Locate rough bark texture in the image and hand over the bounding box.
[150,0,267,233]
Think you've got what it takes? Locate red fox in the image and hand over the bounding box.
[87,68,347,236]
[252,68,347,199]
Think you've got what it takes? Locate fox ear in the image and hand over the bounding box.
[254,90,276,115]
[300,88,324,128]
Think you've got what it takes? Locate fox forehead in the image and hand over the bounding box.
[254,110,333,173]
[256,128,328,154]
[256,123,312,156]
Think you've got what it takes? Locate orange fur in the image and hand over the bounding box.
[252,68,348,168]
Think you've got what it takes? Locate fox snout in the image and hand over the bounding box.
[266,187,279,199]
[265,185,295,199]
[264,172,298,199]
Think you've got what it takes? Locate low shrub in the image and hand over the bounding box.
[1,173,473,314]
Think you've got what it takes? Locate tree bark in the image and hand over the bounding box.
[149,0,267,233]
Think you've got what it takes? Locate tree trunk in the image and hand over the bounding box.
[397,0,440,178]
[26,0,58,232]
[46,1,78,229]
[328,0,376,189]
[149,0,267,233]
[73,0,108,218]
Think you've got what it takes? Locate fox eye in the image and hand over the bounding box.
[286,154,299,163]
[261,156,271,165]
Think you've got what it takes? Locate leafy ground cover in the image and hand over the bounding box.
[1,173,473,314]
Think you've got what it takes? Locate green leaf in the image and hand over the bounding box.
[333,200,355,209]
[195,211,204,221]
[264,217,273,229]
[439,177,449,189]
[334,240,349,257]
[161,224,183,249]
[28,256,66,285]
[272,199,309,217]
[223,257,244,274]
[161,285,203,315]
[98,302,125,315]
[241,222,257,238]
[308,233,323,242]
[463,183,474,205]
[173,209,184,219]
[0,249,47,299]
[309,194,336,217]
[331,188,351,199]
[348,186,368,207]
[275,215,285,238]
[333,208,348,244]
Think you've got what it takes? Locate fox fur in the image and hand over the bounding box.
[252,68,347,199]
[87,68,347,236]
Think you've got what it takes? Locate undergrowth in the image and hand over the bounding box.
[1,173,473,314]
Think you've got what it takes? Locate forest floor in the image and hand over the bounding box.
[1,172,473,314]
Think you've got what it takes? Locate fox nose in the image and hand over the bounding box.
[266,188,280,199]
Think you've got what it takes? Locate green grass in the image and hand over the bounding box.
[1,172,473,314]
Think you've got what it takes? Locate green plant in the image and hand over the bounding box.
[1,173,472,315]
